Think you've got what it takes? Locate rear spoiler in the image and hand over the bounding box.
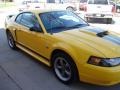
[5,15,14,28]
[6,15,14,20]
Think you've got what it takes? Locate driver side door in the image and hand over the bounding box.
[15,12,48,57]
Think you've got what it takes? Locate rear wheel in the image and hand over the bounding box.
[52,52,78,84]
[6,31,17,49]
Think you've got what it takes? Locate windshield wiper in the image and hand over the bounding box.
[48,26,67,33]
[68,24,88,29]
[48,26,67,30]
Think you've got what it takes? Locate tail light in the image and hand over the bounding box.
[112,5,116,13]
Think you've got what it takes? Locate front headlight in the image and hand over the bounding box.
[88,56,120,67]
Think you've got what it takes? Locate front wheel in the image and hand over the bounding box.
[52,52,78,84]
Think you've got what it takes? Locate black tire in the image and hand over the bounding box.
[52,52,78,84]
[107,18,112,24]
[6,31,17,50]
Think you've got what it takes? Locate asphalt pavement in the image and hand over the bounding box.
[1,7,120,90]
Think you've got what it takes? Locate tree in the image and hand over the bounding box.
[1,0,13,2]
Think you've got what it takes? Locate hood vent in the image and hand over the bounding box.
[96,31,109,37]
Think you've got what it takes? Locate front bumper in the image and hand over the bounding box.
[79,64,120,86]
[85,13,113,19]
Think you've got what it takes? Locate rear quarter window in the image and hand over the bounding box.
[15,14,23,23]
[88,0,108,4]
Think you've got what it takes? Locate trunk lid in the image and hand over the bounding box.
[86,4,113,13]
[86,0,112,14]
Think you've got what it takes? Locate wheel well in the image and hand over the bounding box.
[6,29,10,34]
[51,49,79,80]
[51,49,75,64]
[6,29,16,40]
[51,49,67,60]
[66,6,74,10]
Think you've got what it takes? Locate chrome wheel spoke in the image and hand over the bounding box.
[65,69,71,76]
[54,57,72,81]
[56,65,62,69]
[59,59,64,66]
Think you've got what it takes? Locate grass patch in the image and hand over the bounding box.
[0,2,15,8]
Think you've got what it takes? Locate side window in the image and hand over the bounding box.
[21,13,35,28]
[15,14,23,23]
[80,0,87,3]
[20,13,42,32]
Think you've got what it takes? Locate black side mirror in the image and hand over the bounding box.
[29,26,42,32]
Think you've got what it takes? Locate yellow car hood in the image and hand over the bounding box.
[54,26,120,58]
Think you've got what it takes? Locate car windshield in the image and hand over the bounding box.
[88,0,108,4]
[39,11,88,33]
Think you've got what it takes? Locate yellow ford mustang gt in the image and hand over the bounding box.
[5,10,120,86]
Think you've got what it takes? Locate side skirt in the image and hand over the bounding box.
[16,43,51,67]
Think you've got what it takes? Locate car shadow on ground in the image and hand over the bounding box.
[71,82,120,90]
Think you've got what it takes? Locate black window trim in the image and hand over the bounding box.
[15,12,43,33]
[15,13,23,24]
